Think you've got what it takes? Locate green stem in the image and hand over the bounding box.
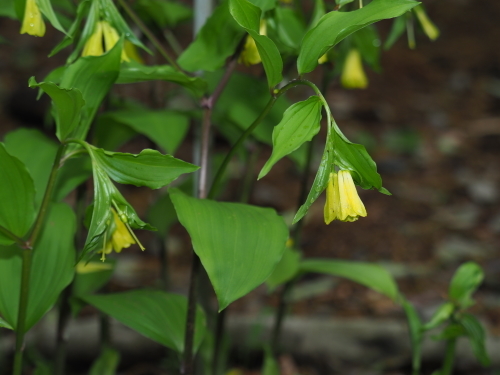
[12,249,33,375]
[270,280,294,356]
[116,0,183,72]
[0,226,26,248]
[28,144,66,248]
[441,339,456,375]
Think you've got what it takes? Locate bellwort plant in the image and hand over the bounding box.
[0,0,491,374]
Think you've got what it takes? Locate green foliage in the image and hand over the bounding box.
[449,261,484,309]
[170,189,288,310]
[298,0,419,74]
[35,0,68,35]
[89,347,120,375]
[266,247,301,291]
[259,96,322,179]
[460,314,490,366]
[134,0,192,28]
[0,203,75,331]
[0,143,35,244]
[84,290,207,353]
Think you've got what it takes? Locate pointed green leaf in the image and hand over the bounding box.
[422,302,454,331]
[384,15,406,50]
[460,314,490,366]
[0,316,13,330]
[60,39,122,141]
[178,0,245,72]
[134,0,192,28]
[170,189,288,310]
[353,26,381,71]
[117,62,207,97]
[298,0,419,74]
[147,192,177,238]
[89,147,199,189]
[0,143,35,244]
[67,0,99,63]
[29,77,85,141]
[37,0,68,35]
[97,109,190,154]
[259,96,322,179]
[0,0,16,18]
[0,203,76,331]
[275,7,306,50]
[401,298,423,374]
[266,247,301,291]
[54,156,93,201]
[449,262,484,309]
[262,347,280,375]
[89,346,120,375]
[229,0,283,88]
[300,259,399,300]
[83,290,207,353]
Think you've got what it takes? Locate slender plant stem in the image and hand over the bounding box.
[441,339,456,375]
[54,285,72,375]
[28,144,66,248]
[12,249,33,375]
[0,226,26,248]
[116,0,183,72]
[211,308,226,375]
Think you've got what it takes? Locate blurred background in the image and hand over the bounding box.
[1,0,500,374]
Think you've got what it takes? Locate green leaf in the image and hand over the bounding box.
[89,346,120,375]
[178,0,245,72]
[275,7,306,51]
[401,298,423,375]
[297,0,419,74]
[97,109,190,154]
[68,0,99,63]
[460,314,490,367]
[384,15,406,50]
[117,62,207,97]
[29,77,85,141]
[134,0,192,28]
[422,302,454,331]
[0,316,13,330]
[0,0,16,18]
[0,203,76,331]
[248,0,275,11]
[147,192,177,238]
[259,96,322,179]
[266,247,301,291]
[0,143,35,244]
[170,189,288,310]
[60,39,123,141]
[300,259,399,301]
[37,0,68,35]
[229,0,283,88]
[433,323,464,341]
[449,262,484,309]
[3,129,57,208]
[353,26,381,71]
[262,347,280,375]
[53,156,93,201]
[89,147,199,189]
[83,290,207,353]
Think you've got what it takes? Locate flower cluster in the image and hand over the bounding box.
[238,20,267,66]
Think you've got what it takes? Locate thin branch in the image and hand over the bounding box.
[0,226,26,248]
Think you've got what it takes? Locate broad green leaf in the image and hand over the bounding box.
[37,0,68,35]
[433,323,464,341]
[97,109,190,154]
[170,189,288,310]
[449,262,484,309]
[248,0,275,11]
[99,0,150,53]
[134,0,192,28]
[0,203,76,331]
[300,259,399,300]
[262,347,280,375]
[230,0,283,88]
[309,0,326,30]
[0,0,15,18]
[29,77,85,141]
[297,0,419,74]
[89,346,120,375]
[422,302,454,331]
[0,143,35,244]
[83,290,207,353]
[292,136,333,224]
[89,147,199,189]
[401,298,423,375]
[0,316,13,330]
[178,0,245,72]
[50,0,90,57]
[117,62,207,97]
[266,247,301,291]
[94,115,137,151]
[259,96,322,179]
[353,26,381,71]
[460,314,490,366]
[60,39,122,141]
[275,7,306,51]
[384,15,406,50]
[332,120,384,191]
[337,0,355,6]
[3,129,57,208]
[147,192,177,238]
[53,156,93,201]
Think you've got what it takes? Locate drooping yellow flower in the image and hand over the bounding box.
[124,40,143,63]
[318,53,328,64]
[101,21,130,62]
[341,49,368,89]
[413,5,439,41]
[20,0,45,37]
[100,208,139,261]
[324,170,367,224]
[82,21,104,57]
[238,20,267,66]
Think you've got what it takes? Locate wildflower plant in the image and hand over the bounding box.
[0,0,490,374]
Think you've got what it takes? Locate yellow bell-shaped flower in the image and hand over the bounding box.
[238,20,267,66]
[20,0,45,37]
[414,5,439,41]
[82,21,133,62]
[318,53,329,65]
[102,21,130,62]
[324,170,367,224]
[82,21,104,57]
[341,49,368,89]
[100,208,141,261]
